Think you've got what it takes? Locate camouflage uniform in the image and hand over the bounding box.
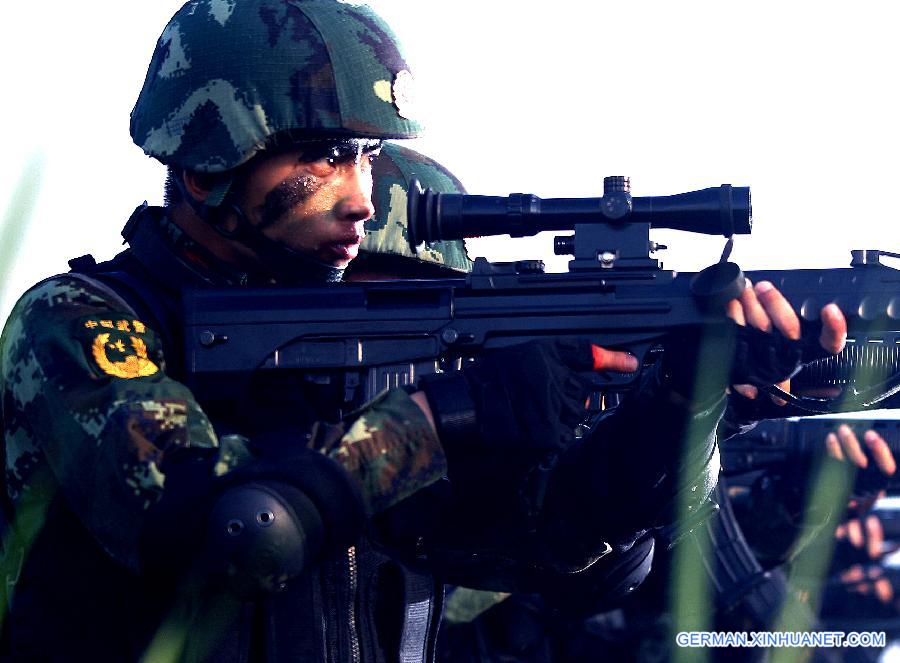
[0,206,451,660]
[0,3,729,661]
[353,141,472,276]
[0,2,447,661]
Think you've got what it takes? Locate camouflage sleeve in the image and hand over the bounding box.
[315,388,447,516]
[0,274,251,572]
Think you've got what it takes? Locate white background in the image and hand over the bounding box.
[1,1,899,325]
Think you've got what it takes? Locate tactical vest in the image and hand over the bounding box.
[65,205,443,663]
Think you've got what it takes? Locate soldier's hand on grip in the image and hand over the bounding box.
[418,339,637,474]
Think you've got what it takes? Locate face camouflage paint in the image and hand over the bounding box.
[259,174,320,229]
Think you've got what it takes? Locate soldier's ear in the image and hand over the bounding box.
[182,170,216,204]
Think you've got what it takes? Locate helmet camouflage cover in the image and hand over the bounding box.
[364,142,472,273]
[131,0,422,172]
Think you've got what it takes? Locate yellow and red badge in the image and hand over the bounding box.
[81,317,160,379]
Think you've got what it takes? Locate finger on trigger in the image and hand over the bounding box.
[819,303,848,355]
[838,424,868,469]
[865,429,896,476]
[754,281,800,340]
[591,345,638,373]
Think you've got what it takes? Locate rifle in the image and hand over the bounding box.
[722,418,900,493]
[183,176,900,419]
[703,417,900,633]
[180,177,898,634]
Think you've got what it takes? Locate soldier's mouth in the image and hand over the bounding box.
[323,237,362,262]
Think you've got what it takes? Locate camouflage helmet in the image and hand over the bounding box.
[362,142,472,273]
[131,0,422,173]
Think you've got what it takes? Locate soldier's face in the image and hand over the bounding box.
[233,139,380,267]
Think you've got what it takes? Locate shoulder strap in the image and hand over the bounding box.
[68,253,183,381]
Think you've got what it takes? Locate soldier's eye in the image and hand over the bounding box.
[305,158,339,178]
[298,143,339,164]
[297,139,380,172]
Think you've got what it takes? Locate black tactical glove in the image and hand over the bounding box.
[421,339,594,454]
[665,322,804,403]
[418,339,595,514]
[730,324,804,386]
[853,464,894,500]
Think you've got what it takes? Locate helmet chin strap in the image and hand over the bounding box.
[212,202,346,284]
[176,173,345,284]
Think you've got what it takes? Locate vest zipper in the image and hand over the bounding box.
[347,545,361,663]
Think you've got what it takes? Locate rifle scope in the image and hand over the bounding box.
[407,175,751,250]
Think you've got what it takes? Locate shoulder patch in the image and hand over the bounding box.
[77,316,161,379]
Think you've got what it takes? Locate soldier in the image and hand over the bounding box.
[0,1,846,661]
[346,141,472,282]
[0,3,443,660]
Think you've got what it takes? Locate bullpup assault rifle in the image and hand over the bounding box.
[704,417,900,631]
[181,177,898,634]
[723,418,900,488]
[183,176,900,420]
